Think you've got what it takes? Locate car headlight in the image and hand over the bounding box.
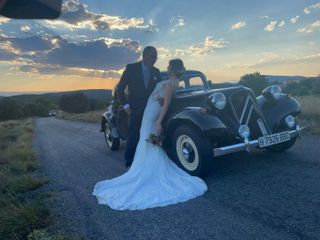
[262,85,282,100]
[270,85,282,100]
[285,115,295,128]
[210,92,226,110]
[239,124,250,139]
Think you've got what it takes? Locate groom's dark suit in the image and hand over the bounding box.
[117,61,161,166]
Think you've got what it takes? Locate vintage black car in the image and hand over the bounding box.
[101,70,302,177]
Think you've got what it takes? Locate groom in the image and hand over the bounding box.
[117,46,162,167]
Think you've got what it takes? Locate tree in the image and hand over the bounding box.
[239,72,270,96]
[311,79,320,95]
[23,102,49,117]
[0,98,24,121]
[58,92,89,113]
[89,98,105,110]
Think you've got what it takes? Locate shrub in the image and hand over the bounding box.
[58,92,89,113]
[0,99,24,121]
[239,72,270,96]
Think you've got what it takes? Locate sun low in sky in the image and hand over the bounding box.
[0,0,319,94]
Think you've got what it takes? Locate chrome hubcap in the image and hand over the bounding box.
[182,142,194,162]
[176,135,199,171]
[105,123,112,146]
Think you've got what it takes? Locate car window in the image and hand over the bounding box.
[177,80,186,89]
[177,75,206,92]
[188,76,204,89]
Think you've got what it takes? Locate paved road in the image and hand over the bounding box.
[34,117,320,240]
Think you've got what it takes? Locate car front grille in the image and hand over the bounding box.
[230,89,270,139]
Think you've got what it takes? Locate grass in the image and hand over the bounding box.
[0,119,77,240]
[295,95,320,134]
[57,109,104,123]
[0,197,50,239]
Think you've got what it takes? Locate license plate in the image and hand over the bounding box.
[258,131,290,148]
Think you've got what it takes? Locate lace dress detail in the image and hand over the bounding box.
[151,79,177,100]
[93,79,207,210]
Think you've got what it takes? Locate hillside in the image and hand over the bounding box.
[265,75,307,84]
[3,89,112,104]
[282,77,320,96]
[44,89,112,102]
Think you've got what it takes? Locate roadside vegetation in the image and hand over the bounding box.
[295,95,320,134]
[0,119,77,240]
[0,97,54,121]
[0,90,110,121]
[56,109,104,123]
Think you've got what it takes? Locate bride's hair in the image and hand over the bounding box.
[169,59,185,78]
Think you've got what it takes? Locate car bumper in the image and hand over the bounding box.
[213,125,302,157]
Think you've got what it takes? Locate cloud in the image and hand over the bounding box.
[278,21,285,27]
[0,17,10,24]
[0,34,142,75]
[189,36,226,56]
[15,64,123,78]
[170,16,185,32]
[144,19,159,33]
[291,16,299,24]
[231,21,246,30]
[173,36,227,57]
[41,39,140,70]
[44,0,155,32]
[254,53,320,67]
[223,52,320,70]
[3,35,58,52]
[157,37,227,59]
[20,25,31,33]
[304,2,320,14]
[264,21,278,32]
[157,47,171,59]
[298,20,320,33]
[0,47,17,61]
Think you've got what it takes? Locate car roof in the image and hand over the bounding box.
[160,70,204,78]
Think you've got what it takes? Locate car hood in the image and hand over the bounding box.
[176,86,253,100]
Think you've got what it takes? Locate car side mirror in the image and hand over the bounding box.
[0,0,62,19]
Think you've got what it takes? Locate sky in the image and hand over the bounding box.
[0,0,319,93]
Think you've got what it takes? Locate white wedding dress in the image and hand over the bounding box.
[93,79,207,210]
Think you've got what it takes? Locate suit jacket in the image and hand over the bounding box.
[117,61,162,115]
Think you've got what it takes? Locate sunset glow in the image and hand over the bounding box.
[0,0,319,94]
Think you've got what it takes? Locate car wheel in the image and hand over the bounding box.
[104,121,120,151]
[172,125,213,177]
[266,136,297,152]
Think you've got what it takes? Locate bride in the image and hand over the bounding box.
[93,59,207,210]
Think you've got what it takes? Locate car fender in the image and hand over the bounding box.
[165,107,227,138]
[257,94,301,130]
[101,111,120,139]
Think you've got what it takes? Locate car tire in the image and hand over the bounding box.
[172,125,213,177]
[104,121,120,151]
[266,136,297,152]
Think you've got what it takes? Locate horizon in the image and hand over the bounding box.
[0,88,113,97]
[0,0,319,92]
[1,73,317,97]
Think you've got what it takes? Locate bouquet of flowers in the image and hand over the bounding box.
[146,133,163,147]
